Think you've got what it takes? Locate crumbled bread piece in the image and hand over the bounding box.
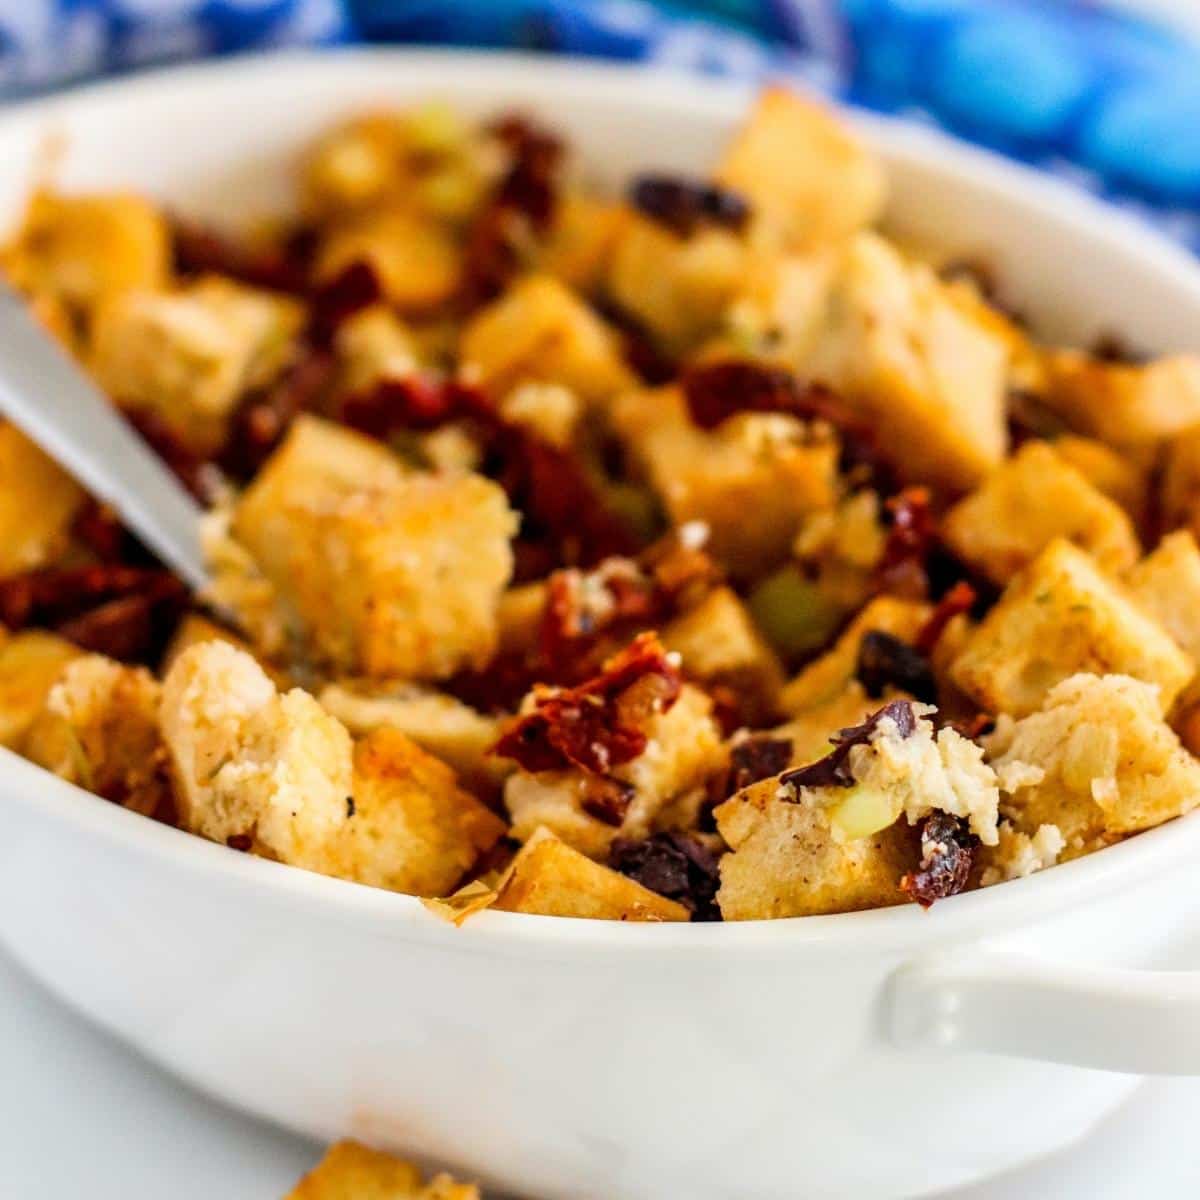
[661,586,784,718]
[0,631,82,749]
[459,274,634,405]
[779,596,931,715]
[1042,350,1200,444]
[22,655,169,817]
[606,213,748,350]
[335,728,505,897]
[232,416,517,679]
[978,821,1065,886]
[159,641,354,869]
[610,385,838,578]
[942,441,1140,584]
[987,673,1200,852]
[1052,435,1148,529]
[161,613,291,690]
[333,304,420,396]
[316,207,461,313]
[714,86,886,247]
[1,189,168,316]
[951,539,1192,717]
[504,684,722,860]
[89,277,303,454]
[286,1139,480,1200]
[497,381,582,448]
[494,828,689,921]
[0,421,85,576]
[319,680,507,794]
[798,232,1009,492]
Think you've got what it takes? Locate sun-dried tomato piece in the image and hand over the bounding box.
[915,580,977,655]
[595,300,679,385]
[682,360,799,430]
[901,811,977,907]
[855,630,938,704]
[610,831,722,921]
[121,407,213,501]
[629,174,750,239]
[172,219,315,294]
[875,486,939,600]
[0,564,168,629]
[219,347,335,480]
[340,375,494,439]
[308,260,383,346]
[55,579,186,663]
[71,501,130,564]
[492,632,681,776]
[780,699,918,793]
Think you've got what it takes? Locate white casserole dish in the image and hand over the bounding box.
[3,49,1200,1200]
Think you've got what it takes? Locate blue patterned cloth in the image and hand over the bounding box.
[2,1,1199,245]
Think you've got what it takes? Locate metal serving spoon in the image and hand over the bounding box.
[0,281,208,591]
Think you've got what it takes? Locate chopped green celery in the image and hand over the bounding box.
[748,566,843,658]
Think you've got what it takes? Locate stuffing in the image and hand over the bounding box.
[1,188,169,318]
[1052,435,1149,529]
[335,727,506,897]
[1126,531,1200,679]
[942,441,1141,584]
[797,232,1010,492]
[1162,428,1200,539]
[714,86,886,248]
[494,828,689,920]
[0,631,82,748]
[231,416,517,678]
[539,192,628,294]
[987,673,1200,854]
[497,380,582,448]
[610,385,839,579]
[0,421,85,576]
[22,655,170,818]
[333,304,421,396]
[286,1139,479,1200]
[161,612,291,690]
[951,539,1193,717]
[978,821,1066,887]
[89,277,304,454]
[459,274,635,405]
[1041,350,1200,444]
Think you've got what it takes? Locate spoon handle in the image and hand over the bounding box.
[0,282,208,591]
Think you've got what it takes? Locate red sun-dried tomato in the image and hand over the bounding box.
[340,375,493,438]
[915,580,977,655]
[307,259,383,347]
[901,812,977,907]
[71,501,131,564]
[875,486,939,600]
[491,632,681,777]
[172,219,314,295]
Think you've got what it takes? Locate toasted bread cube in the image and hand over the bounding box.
[951,539,1193,717]
[494,828,688,921]
[779,596,931,715]
[1052,435,1149,529]
[89,278,303,454]
[977,821,1066,886]
[316,208,460,313]
[22,655,169,817]
[611,386,838,578]
[319,680,506,795]
[1042,350,1200,444]
[459,274,634,405]
[1126,531,1200,706]
[942,441,1140,584]
[2,189,169,316]
[334,728,505,897]
[715,776,911,919]
[0,422,85,575]
[540,192,627,294]
[800,233,1009,492]
[715,87,886,247]
[287,1139,479,1200]
[0,631,82,749]
[334,304,420,395]
[606,213,747,350]
[1163,428,1200,539]
[160,642,354,869]
[232,416,517,679]
[302,113,411,217]
[161,613,291,690]
[497,381,583,448]
[989,674,1200,853]
[504,684,722,860]
[662,586,784,717]
[773,682,889,768]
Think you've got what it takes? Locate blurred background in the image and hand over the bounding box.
[0,1,1198,245]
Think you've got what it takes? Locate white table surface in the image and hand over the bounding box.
[1,945,1197,1200]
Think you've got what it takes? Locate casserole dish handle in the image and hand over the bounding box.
[888,950,1200,1074]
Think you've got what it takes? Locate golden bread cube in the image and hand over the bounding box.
[286,1139,479,1200]
[494,827,689,921]
[2,189,169,316]
[714,86,886,247]
[0,631,82,749]
[610,385,838,579]
[1051,435,1148,529]
[232,416,517,679]
[1126,530,1200,707]
[459,274,634,405]
[161,613,291,690]
[22,655,169,818]
[539,192,628,294]
[302,113,411,217]
[1042,350,1200,444]
[0,421,85,576]
[90,277,303,454]
[800,232,1009,492]
[951,539,1193,717]
[334,728,505,897]
[1162,427,1200,539]
[334,304,420,395]
[989,673,1200,853]
[942,441,1140,584]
